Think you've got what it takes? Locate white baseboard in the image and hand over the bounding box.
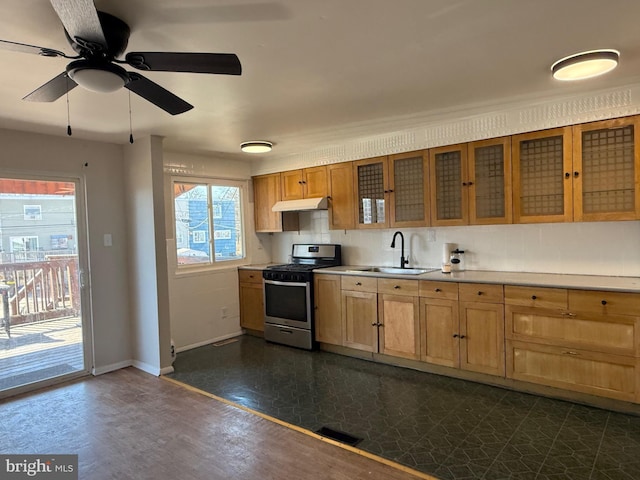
[92,360,133,376]
[175,330,244,353]
[132,360,163,376]
[160,365,175,375]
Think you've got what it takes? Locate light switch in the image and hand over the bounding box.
[103,234,113,247]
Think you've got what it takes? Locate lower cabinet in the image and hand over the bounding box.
[342,289,378,352]
[378,279,420,360]
[314,274,342,344]
[505,285,640,402]
[238,269,264,332]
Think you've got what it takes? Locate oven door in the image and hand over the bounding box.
[263,279,312,329]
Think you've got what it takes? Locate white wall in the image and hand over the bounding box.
[268,211,640,277]
[123,136,173,375]
[0,128,131,372]
[163,151,271,351]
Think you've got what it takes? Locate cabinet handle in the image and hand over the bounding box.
[298,181,302,184]
[562,351,579,355]
[372,322,377,326]
[327,196,332,199]
[459,335,466,339]
[531,295,537,300]
[249,275,254,279]
[573,171,580,178]
[565,172,570,178]
[477,291,483,296]
[462,182,468,186]
[355,282,362,286]
[467,181,473,186]
[453,334,459,338]
[435,288,441,292]
[561,312,577,317]
[601,300,607,306]
[394,285,401,289]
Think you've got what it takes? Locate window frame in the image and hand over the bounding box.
[172,176,247,272]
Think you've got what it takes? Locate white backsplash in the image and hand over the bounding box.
[265,211,640,277]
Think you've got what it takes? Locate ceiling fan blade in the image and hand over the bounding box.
[50,0,107,51]
[0,39,65,57]
[23,72,78,102]
[125,73,193,115]
[125,52,242,75]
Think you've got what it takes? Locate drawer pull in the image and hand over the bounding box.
[531,295,537,300]
[562,351,579,355]
[394,285,401,289]
[601,300,607,306]
[355,282,362,286]
[435,288,441,292]
[477,291,483,296]
[561,312,577,317]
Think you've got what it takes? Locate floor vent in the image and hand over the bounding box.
[315,426,362,446]
[212,338,239,347]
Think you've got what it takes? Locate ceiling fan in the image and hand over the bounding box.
[0,0,242,115]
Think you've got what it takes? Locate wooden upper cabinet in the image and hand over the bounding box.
[572,116,640,222]
[354,156,389,229]
[281,166,328,201]
[253,173,299,233]
[512,127,573,223]
[429,143,469,226]
[327,162,355,230]
[389,151,430,228]
[468,137,512,225]
[253,173,283,232]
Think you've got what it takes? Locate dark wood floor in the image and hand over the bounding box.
[0,368,433,480]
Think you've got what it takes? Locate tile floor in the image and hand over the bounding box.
[168,335,640,480]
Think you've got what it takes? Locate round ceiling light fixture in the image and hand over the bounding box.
[240,141,273,153]
[66,60,130,93]
[551,49,619,81]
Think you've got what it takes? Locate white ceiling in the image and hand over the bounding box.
[2,0,640,162]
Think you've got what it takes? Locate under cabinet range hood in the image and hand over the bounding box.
[271,197,328,212]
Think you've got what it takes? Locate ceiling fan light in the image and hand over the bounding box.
[551,49,619,81]
[241,141,273,153]
[67,60,130,93]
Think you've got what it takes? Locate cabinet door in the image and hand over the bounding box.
[239,283,264,331]
[327,163,355,230]
[419,297,459,367]
[378,294,420,360]
[459,301,505,376]
[468,137,512,225]
[389,151,429,228]
[512,127,573,223]
[281,170,304,201]
[572,116,640,222]
[253,173,283,232]
[506,340,638,402]
[303,166,328,198]
[429,143,469,226]
[342,290,378,352]
[354,156,389,229]
[314,274,342,345]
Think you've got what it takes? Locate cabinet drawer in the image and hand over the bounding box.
[506,305,639,357]
[504,286,567,309]
[378,278,419,296]
[506,340,638,402]
[459,283,503,303]
[568,290,640,317]
[238,269,263,284]
[341,275,377,292]
[419,281,458,300]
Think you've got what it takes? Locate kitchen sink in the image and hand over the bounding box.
[345,267,438,275]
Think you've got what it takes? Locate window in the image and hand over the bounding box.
[23,205,42,220]
[174,179,245,267]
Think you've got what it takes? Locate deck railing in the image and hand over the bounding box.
[0,255,80,326]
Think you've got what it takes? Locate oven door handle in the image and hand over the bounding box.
[264,279,309,288]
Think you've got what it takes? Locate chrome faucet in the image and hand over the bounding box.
[390,231,409,269]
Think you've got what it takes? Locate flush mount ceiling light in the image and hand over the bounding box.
[66,60,130,93]
[551,49,620,81]
[241,141,273,153]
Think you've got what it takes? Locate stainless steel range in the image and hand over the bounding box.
[262,244,341,350]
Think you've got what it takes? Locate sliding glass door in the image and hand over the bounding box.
[0,176,89,394]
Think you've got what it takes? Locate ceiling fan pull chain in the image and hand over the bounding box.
[128,89,134,144]
[66,74,72,136]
